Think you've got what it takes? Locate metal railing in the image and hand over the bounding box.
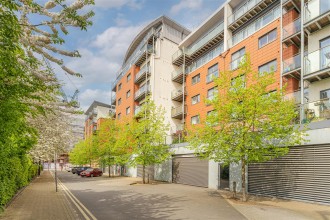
[171,105,187,117]
[304,0,330,23]
[171,68,184,79]
[283,17,301,39]
[171,89,184,99]
[228,0,263,25]
[283,53,301,74]
[134,85,151,99]
[135,65,150,82]
[302,98,330,123]
[284,90,301,104]
[304,45,330,75]
[172,49,184,62]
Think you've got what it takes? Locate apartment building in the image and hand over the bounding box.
[84,101,115,139]
[110,1,330,204]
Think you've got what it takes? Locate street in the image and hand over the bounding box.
[57,171,247,220]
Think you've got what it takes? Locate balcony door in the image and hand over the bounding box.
[320,36,330,70]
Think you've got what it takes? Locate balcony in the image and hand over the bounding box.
[302,98,330,123]
[171,89,187,102]
[171,68,186,84]
[134,44,154,66]
[284,90,301,104]
[282,53,301,78]
[304,45,330,82]
[134,105,142,116]
[111,93,116,105]
[186,22,224,60]
[172,49,188,66]
[282,17,301,47]
[230,55,245,70]
[135,65,151,84]
[304,0,330,33]
[134,85,151,101]
[282,0,301,11]
[171,105,187,120]
[228,0,274,31]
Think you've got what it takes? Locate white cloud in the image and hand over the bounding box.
[170,0,203,15]
[94,0,143,9]
[79,89,112,111]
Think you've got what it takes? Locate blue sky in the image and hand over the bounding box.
[57,0,225,110]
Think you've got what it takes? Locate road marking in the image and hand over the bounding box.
[50,172,97,220]
[58,178,98,220]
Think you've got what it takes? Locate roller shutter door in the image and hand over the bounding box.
[137,165,154,180]
[172,156,208,187]
[248,144,330,204]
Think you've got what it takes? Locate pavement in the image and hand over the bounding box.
[1,170,330,220]
[0,171,80,220]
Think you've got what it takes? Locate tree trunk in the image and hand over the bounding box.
[142,165,145,184]
[108,165,111,178]
[241,158,247,202]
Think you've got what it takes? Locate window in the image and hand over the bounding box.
[127,73,131,82]
[191,94,200,105]
[259,60,277,76]
[191,115,200,125]
[207,87,218,101]
[126,90,131,98]
[126,107,130,115]
[192,74,200,85]
[117,113,121,120]
[118,98,122,105]
[118,83,122,91]
[321,89,330,99]
[259,29,277,48]
[206,63,219,83]
[231,48,245,70]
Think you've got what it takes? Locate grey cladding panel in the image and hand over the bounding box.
[172,156,208,187]
[248,144,330,204]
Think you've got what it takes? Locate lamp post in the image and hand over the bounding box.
[54,150,58,192]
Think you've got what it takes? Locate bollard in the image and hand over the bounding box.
[233,181,237,198]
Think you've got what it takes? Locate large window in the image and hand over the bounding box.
[206,63,219,83]
[207,87,218,101]
[191,115,200,125]
[191,94,200,105]
[259,29,277,48]
[192,73,201,85]
[259,60,277,76]
[231,48,245,70]
[126,90,131,98]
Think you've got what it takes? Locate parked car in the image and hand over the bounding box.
[76,167,91,175]
[66,166,72,172]
[80,168,103,177]
[71,167,81,174]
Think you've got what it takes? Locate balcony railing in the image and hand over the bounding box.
[134,85,151,100]
[135,65,150,83]
[134,105,142,115]
[228,0,263,25]
[283,17,301,39]
[304,0,330,23]
[304,45,330,76]
[283,53,301,74]
[171,105,187,118]
[302,98,330,123]
[171,68,184,80]
[230,55,246,70]
[186,22,224,56]
[284,90,301,104]
[172,49,184,63]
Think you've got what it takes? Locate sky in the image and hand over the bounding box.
[56,0,226,111]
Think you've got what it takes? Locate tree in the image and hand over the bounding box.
[187,55,306,201]
[96,119,130,177]
[128,99,170,184]
[70,136,98,166]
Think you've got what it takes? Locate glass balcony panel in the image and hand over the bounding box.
[134,85,151,99]
[172,69,183,79]
[283,53,301,73]
[283,17,301,39]
[186,22,224,55]
[172,49,183,62]
[228,0,263,25]
[171,105,187,117]
[171,89,184,99]
[134,106,142,115]
[135,65,150,81]
[304,45,330,75]
[284,90,301,104]
[303,98,330,123]
[304,0,330,23]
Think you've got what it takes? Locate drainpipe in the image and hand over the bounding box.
[300,0,305,124]
[280,0,283,89]
[182,47,186,128]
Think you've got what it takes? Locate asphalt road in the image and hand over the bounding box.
[57,171,247,220]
